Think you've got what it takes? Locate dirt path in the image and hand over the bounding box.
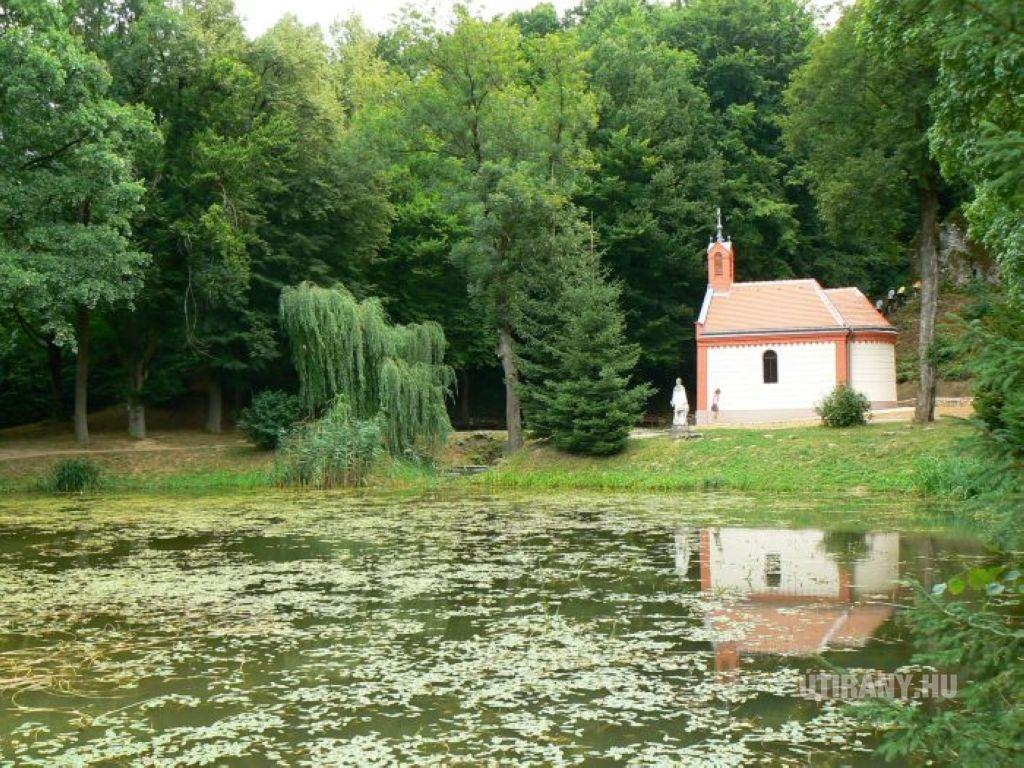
[0,412,265,481]
[630,402,973,437]
[0,440,244,462]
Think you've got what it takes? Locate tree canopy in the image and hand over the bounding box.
[0,0,1019,463]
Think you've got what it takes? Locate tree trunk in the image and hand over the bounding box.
[10,308,68,421]
[205,377,223,434]
[914,185,940,424]
[458,368,471,427]
[496,327,523,453]
[47,341,67,421]
[73,306,90,444]
[127,358,147,439]
[127,400,146,439]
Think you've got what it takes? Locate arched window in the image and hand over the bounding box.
[762,349,778,383]
[714,252,723,276]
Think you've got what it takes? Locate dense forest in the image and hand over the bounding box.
[1,0,1020,450]
[2,3,1022,759]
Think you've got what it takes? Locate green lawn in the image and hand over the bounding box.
[476,420,972,495]
[1,419,974,498]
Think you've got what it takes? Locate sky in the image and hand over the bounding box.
[233,0,849,38]
[234,1,576,36]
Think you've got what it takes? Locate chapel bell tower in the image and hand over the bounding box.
[707,207,734,291]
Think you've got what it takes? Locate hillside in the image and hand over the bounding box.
[888,286,975,398]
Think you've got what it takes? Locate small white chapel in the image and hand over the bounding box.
[694,212,898,424]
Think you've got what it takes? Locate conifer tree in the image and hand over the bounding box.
[522,256,650,456]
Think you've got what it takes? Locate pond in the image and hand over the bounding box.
[0,493,989,766]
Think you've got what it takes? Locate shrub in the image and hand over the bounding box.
[237,390,302,450]
[275,398,384,488]
[47,458,101,493]
[816,385,871,427]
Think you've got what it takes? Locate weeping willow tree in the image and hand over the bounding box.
[279,282,453,456]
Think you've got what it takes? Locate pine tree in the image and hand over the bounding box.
[523,258,651,456]
[512,203,596,440]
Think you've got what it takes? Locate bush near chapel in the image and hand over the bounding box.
[816,385,871,428]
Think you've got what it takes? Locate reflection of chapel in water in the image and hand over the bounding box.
[675,527,900,671]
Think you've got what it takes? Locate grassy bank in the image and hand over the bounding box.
[1,418,973,498]
[475,420,972,495]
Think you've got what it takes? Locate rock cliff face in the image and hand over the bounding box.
[874,221,997,397]
[889,286,973,395]
[940,222,999,286]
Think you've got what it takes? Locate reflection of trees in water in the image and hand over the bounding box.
[821,529,869,566]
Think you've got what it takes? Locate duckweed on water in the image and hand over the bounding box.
[0,493,987,766]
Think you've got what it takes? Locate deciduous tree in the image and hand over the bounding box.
[399,8,596,451]
[785,1,947,422]
[0,8,157,443]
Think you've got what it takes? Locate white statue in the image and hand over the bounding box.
[671,378,689,427]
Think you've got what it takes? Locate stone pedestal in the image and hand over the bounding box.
[670,422,702,440]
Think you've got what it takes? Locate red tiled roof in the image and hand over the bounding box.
[824,287,893,329]
[699,279,893,335]
[709,602,895,656]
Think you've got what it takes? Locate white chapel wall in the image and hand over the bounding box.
[849,341,897,404]
[851,532,900,596]
[706,341,836,412]
[706,528,841,598]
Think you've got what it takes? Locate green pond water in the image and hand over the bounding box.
[0,493,990,766]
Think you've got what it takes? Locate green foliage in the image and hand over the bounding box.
[0,321,64,426]
[393,7,598,448]
[660,0,814,278]
[891,0,1024,302]
[576,1,717,378]
[0,10,158,346]
[816,385,871,428]
[959,295,1024,461]
[861,566,1023,767]
[237,390,302,450]
[784,1,937,293]
[520,253,651,455]
[275,398,384,488]
[844,2,1024,733]
[79,3,393,429]
[278,282,453,456]
[0,0,921,441]
[912,453,990,501]
[47,458,101,493]
[366,182,492,373]
[936,289,1024,547]
[571,0,821,380]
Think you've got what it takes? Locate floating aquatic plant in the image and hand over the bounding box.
[0,495,987,766]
